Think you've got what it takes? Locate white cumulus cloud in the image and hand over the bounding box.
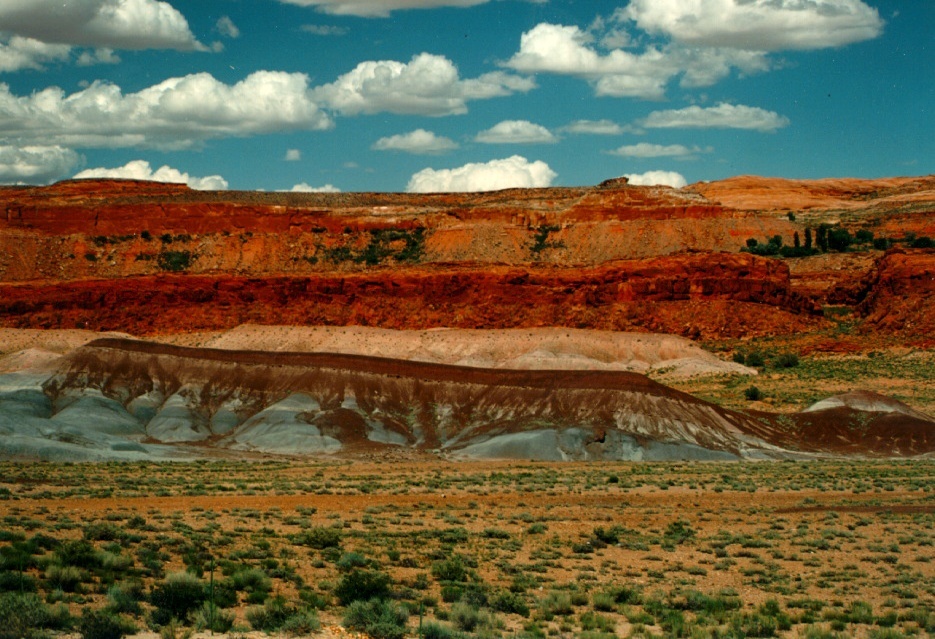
[313,53,534,116]
[74,160,228,190]
[618,0,883,51]
[280,0,502,18]
[373,129,458,154]
[504,22,767,99]
[562,119,627,135]
[622,170,687,188]
[0,36,71,72]
[291,182,341,192]
[0,0,205,51]
[609,143,710,158]
[0,71,333,150]
[0,145,81,183]
[642,103,790,132]
[475,120,556,144]
[301,24,349,36]
[76,48,121,66]
[407,155,556,193]
[285,149,302,161]
[215,16,240,39]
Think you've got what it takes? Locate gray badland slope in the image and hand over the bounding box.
[3,339,932,461]
[28,338,781,461]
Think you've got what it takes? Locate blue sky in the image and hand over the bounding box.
[0,0,931,192]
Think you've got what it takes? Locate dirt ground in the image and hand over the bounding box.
[2,459,933,638]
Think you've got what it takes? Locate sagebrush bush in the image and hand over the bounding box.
[295,526,342,549]
[337,551,370,571]
[46,565,86,592]
[246,595,294,632]
[420,620,459,639]
[78,608,136,639]
[344,599,409,639]
[431,555,470,583]
[745,385,763,401]
[106,581,144,616]
[232,567,271,603]
[450,602,483,632]
[745,352,765,368]
[280,609,321,636]
[192,602,234,633]
[0,592,62,639]
[334,569,391,605]
[149,572,205,624]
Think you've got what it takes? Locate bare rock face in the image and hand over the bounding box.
[854,249,935,344]
[0,252,819,339]
[0,177,794,281]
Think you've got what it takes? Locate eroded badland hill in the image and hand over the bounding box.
[1,174,934,461]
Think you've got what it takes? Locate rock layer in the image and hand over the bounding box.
[0,252,819,338]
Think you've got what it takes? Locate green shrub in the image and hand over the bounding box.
[231,567,271,598]
[46,565,86,592]
[441,584,463,603]
[192,602,234,633]
[280,609,321,635]
[246,595,295,632]
[606,585,642,606]
[78,608,135,639]
[432,555,471,583]
[664,520,696,544]
[0,592,60,639]
[83,523,127,542]
[157,251,193,272]
[450,602,483,632]
[580,611,615,633]
[344,599,409,639]
[149,572,205,624]
[775,352,799,368]
[0,569,37,592]
[745,352,765,367]
[538,591,574,619]
[210,578,238,608]
[295,526,342,549]
[106,582,144,616]
[421,621,459,639]
[491,589,530,617]
[732,352,746,365]
[745,386,763,401]
[855,229,874,244]
[55,540,98,569]
[828,227,852,252]
[337,551,370,571]
[334,569,391,605]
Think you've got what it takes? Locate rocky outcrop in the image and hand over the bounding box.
[688,175,935,212]
[854,248,935,343]
[0,178,801,281]
[0,253,819,338]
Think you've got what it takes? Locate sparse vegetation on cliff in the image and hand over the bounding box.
[157,250,193,272]
[529,224,565,256]
[322,228,426,265]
